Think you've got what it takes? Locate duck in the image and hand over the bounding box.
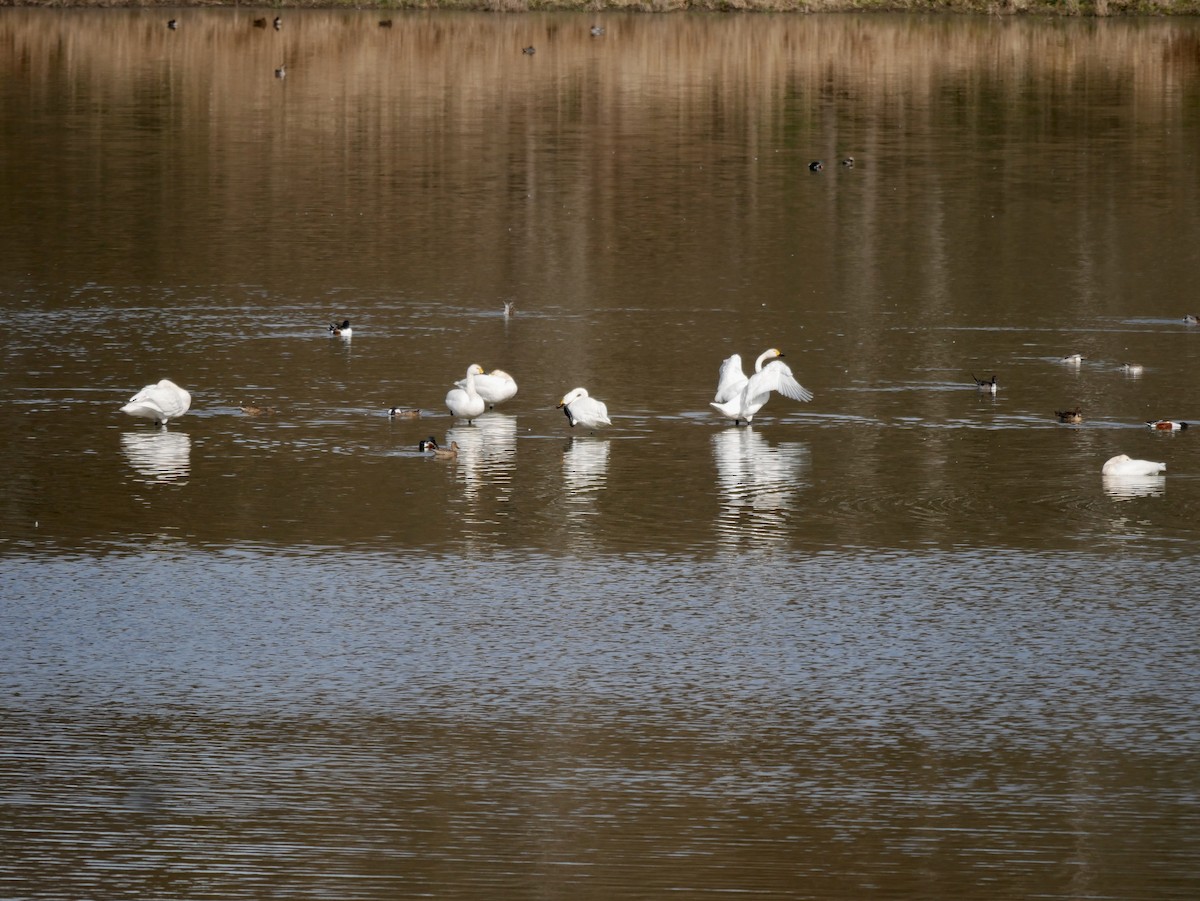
[273,16,282,31]
[389,407,420,419]
[808,160,823,172]
[328,319,351,337]
[590,25,606,36]
[1185,314,1198,325]
[1121,363,1144,375]
[711,354,813,425]
[431,441,460,460]
[503,300,516,318]
[1102,454,1166,476]
[240,404,276,416]
[253,17,267,28]
[840,157,855,168]
[274,65,286,79]
[121,379,192,426]
[446,364,487,422]
[418,436,439,452]
[558,387,611,429]
[1055,408,1083,424]
[522,46,536,55]
[456,368,517,408]
[1146,420,1189,431]
[1059,354,1083,365]
[167,19,177,30]
[714,348,785,405]
[972,373,998,394]
[379,19,393,28]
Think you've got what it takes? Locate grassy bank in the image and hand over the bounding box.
[7,0,1200,16]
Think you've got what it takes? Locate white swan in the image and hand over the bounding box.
[445,364,486,422]
[1101,454,1166,476]
[558,387,611,429]
[714,348,784,404]
[456,368,517,408]
[120,379,192,426]
[711,354,813,425]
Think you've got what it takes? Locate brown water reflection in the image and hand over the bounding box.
[2,9,1200,900]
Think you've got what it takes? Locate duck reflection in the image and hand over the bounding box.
[121,431,191,483]
[1102,474,1165,501]
[712,428,809,548]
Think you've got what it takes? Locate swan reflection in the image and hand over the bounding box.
[1102,474,1165,500]
[121,431,191,483]
[712,428,809,547]
[563,438,610,494]
[446,413,517,502]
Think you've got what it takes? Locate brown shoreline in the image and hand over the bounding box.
[5,0,1200,17]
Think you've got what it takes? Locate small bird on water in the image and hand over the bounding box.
[1055,408,1082,424]
[1146,420,1189,431]
[972,373,998,394]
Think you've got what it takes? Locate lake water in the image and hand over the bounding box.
[2,8,1200,899]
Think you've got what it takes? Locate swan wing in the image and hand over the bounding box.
[473,372,518,404]
[147,380,192,419]
[714,354,747,403]
[746,361,813,404]
[569,396,611,427]
[124,380,191,421]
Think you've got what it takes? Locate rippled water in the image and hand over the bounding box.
[2,9,1200,899]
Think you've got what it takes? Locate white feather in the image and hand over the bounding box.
[711,359,812,424]
[558,387,611,429]
[1101,454,1166,477]
[120,379,192,425]
[446,364,487,421]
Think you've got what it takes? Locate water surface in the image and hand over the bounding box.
[2,9,1199,899]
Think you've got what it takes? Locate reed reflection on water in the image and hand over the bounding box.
[2,9,1200,900]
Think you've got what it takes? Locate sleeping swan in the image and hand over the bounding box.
[1101,454,1166,476]
[558,387,611,429]
[456,368,517,408]
[120,379,192,426]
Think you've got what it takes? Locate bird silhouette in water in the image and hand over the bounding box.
[522,46,536,55]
